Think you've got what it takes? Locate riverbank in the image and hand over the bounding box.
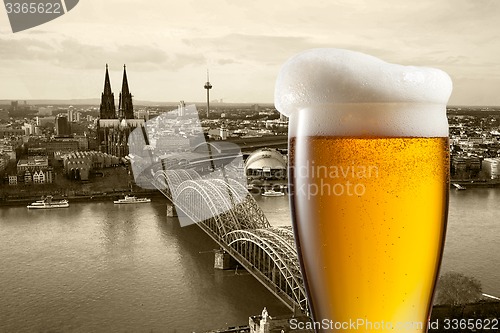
[0,189,169,207]
[0,166,172,207]
[451,179,500,188]
[208,301,500,333]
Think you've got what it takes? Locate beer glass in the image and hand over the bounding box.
[275,49,452,332]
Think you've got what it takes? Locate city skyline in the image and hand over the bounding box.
[1,0,500,106]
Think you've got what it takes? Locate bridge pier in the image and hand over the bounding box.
[214,249,237,270]
[166,203,177,217]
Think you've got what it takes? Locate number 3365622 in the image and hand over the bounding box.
[443,318,499,330]
[5,2,62,14]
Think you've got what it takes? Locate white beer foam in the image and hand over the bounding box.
[275,48,452,137]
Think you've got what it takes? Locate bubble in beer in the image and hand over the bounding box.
[274,48,453,137]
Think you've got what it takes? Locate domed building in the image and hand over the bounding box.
[245,148,287,180]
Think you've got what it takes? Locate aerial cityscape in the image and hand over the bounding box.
[1,64,500,200]
[0,63,500,332]
[2,0,500,331]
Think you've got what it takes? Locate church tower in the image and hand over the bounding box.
[99,64,116,119]
[98,64,143,158]
[118,65,134,119]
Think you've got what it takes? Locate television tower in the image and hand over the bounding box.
[204,70,212,118]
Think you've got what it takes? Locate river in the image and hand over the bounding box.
[0,188,499,332]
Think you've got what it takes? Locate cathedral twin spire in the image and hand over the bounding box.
[99,64,134,120]
[99,64,115,119]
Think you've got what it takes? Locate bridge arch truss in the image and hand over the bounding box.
[226,226,308,312]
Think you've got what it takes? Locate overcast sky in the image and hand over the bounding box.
[0,0,499,105]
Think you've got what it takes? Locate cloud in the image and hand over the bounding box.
[217,58,238,65]
[1,0,500,104]
[0,38,52,60]
[187,33,324,66]
[0,36,206,71]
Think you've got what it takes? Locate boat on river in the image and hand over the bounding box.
[114,195,151,204]
[27,196,69,209]
[453,183,467,190]
[261,189,285,197]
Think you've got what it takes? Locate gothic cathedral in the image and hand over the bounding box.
[98,64,144,158]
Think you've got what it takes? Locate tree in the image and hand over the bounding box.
[435,272,482,306]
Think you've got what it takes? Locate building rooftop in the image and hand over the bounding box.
[17,157,49,167]
[245,148,286,170]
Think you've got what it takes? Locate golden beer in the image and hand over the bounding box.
[289,136,449,332]
[274,48,452,332]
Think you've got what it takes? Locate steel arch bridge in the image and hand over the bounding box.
[226,227,308,311]
[149,168,308,313]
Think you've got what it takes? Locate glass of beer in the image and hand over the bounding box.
[275,49,452,332]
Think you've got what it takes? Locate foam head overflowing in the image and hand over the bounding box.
[274,48,452,137]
